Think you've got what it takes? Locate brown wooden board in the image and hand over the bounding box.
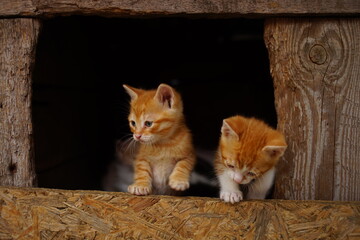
[0,0,359,17]
[0,19,40,187]
[265,18,360,201]
[0,187,359,239]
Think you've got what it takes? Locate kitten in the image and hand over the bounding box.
[123,83,196,196]
[214,115,287,203]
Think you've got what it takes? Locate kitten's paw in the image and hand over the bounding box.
[128,183,152,196]
[220,191,243,204]
[169,179,190,191]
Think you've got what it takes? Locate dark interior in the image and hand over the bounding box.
[32,16,276,197]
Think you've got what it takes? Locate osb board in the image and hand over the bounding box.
[0,0,359,18]
[0,187,359,239]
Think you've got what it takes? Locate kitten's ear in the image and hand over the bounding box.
[262,145,287,159]
[123,84,141,100]
[221,120,239,140]
[154,84,175,109]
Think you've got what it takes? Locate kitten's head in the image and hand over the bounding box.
[123,83,184,144]
[218,115,287,184]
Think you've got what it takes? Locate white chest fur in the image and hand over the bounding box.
[150,157,177,195]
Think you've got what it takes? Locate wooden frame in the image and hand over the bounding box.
[1,0,360,17]
[0,0,360,238]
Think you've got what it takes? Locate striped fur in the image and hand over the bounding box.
[214,115,287,203]
[123,83,195,195]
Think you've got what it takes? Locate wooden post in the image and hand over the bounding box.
[0,19,41,187]
[264,18,360,201]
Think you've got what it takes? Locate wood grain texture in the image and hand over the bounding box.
[0,187,359,240]
[0,19,40,187]
[0,0,36,16]
[264,18,360,201]
[0,0,359,17]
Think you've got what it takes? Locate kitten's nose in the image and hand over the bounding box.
[234,174,243,184]
[134,134,142,140]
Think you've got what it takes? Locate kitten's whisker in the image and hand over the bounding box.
[117,134,133,143]
[129,139,138,156]
[125,139,135,154]
[121,137,135,154]
[117,136,132,150]
[119,133,132,139]
[120,137,132,147]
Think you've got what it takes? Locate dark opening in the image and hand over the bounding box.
[32,16,276,197]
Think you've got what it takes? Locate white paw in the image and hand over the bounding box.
[169,179,190,191]
[220,191,243,203]
[128,184,151,196]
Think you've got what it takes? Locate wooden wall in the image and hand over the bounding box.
[265,18,360,201]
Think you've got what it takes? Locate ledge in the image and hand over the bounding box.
[0,187,359,239]
[1,0,360,18]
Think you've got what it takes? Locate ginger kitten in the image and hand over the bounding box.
[215,115,287,203]
[123,83,195,196]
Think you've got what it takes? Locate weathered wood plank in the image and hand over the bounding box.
[0,0,359,17]
[264,18,360,201]
[0,19,41,187]
[0,0,37,17]
[0,187,359,239]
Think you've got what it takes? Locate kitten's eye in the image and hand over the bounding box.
[130,121,136,127]
[227,164,235,169]
[144,121,153,127]
[247,172,256,177]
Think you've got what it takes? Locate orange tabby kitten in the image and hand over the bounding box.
[123,83,195,195]
[215,115,287,203]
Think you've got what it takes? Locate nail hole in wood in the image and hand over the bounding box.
[8,163,17,174]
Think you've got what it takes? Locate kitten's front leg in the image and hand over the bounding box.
[169,156,195,191]
[218,172,243,203]
[128,158,152,196]
[247,167,275,199]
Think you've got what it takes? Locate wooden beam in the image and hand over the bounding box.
[0,19,41,187]
[0,0,359,17]
[0,187,359,239]
[264,18,360,201]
